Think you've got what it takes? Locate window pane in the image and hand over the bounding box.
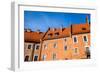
[85,47,90,59]
[34,55,38,61]
[24,56,29,61]
[64,46,67,50]
[75,48,77,53]
[36,45,39,50]
[53,53,56,60]
[73,48,78,54]
[28,45,31,49]
[84,36,87,42]
[64,38,67,42]
[74,37,77,43]
[55,32,59,37]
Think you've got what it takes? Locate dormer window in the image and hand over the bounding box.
[55,32,59,37]
[82,28,86,30]
[52,28,56,31]
[48,33,52,38]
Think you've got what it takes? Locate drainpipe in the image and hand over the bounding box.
[31,43,35,61]
[70,24,72,38]
[39,39,43,61]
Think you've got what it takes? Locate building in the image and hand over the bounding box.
[24,17,90,61]
[24,29,44,61]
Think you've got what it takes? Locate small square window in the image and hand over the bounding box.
[55,32,59,37]
[48,33,52,39]
[64,38,67,42]
[36,45,39,50]
[28,45,31,49]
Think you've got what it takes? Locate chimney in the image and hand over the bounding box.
[36,29,41,33]
[60,27,62,32]
[25,29,31,32]
[60,24,63,32]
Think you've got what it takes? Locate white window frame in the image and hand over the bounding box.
[35,44,40,50]
[34,54,38,61]
[83,35,88,43]
[73,36,78,43]
[12,1,96,71]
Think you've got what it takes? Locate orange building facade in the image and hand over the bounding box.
[24,18,90,62]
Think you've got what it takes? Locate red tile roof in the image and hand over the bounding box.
[72,23,90,35]
[43,23,90,40]
[24,23,90,41]
[24,31,44,43]
[43,27,71,40]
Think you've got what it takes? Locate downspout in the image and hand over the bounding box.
[31,43,35,61]
[39,39,43,61]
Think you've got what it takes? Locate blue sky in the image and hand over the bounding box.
[24,11,90,32]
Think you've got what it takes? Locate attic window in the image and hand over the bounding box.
[82,28,86,30]
[48,33,52,38]
[55,32,59,36]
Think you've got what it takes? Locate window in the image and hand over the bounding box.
[24,56,29,61]
[73,36,77,43]
[28,45,31,49]
[86,47,89,51]
[64,38,67,42]
[52,53,56,60]
[55,32,59,37]
[36,45,39,50]
[64,45,67,51]
[65,58,68,60]
[34,55,38,61]
[42,55,46,61]
[73,48,78,54]
[48,33,52,38]
[54,43,57,48]
[82,28,86,30]
[85,47,90,59]
[83,36,88,42]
